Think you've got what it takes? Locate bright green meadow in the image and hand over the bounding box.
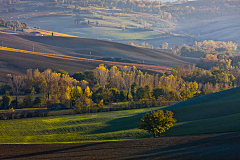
[0,106,166,144]
[1,87,240,144]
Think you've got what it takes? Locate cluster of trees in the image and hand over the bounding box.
[0,18,28,31]
[198,54,240,71]
[128,41,153,49]
[74,64,237,104]
[0,0,20,5]
[174,41,240,71]
[174,40,238,58]
[0,69,86,109]
[171,66,237,93]
[159,42,168,49]
[194,40,237,51]
[1,63,239,111]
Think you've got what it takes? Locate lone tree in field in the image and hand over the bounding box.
[138,110,176,137]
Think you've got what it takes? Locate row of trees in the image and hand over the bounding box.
[92,64,236,101]
[174,40,238,58]
[197,53,240,72]
[1,64,238,110]
[2,69,81,109]
[0,18,28,29]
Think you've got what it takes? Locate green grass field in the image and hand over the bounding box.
[92,15,146,27]
[166,87,240,135]
[64,27,160,40]
[1,85,240,144]
[0,68,239,144]
[0,106,166,144]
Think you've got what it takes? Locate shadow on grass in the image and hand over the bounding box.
[90,112,151,134]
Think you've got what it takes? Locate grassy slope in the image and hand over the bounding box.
[165,87,240,135]
[1,87,240,144]
[0,106,166,144]
[64,27,160,40]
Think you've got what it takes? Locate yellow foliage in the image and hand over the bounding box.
[36,30,77,37]
[205,54,218,60]
[98,99,104,107]
[84,86,92,98]
[9,107,15,112]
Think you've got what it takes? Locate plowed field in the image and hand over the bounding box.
[0,132,239,160]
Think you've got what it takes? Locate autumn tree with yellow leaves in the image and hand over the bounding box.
[4,64,238,110]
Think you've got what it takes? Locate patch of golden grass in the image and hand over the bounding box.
[37,30,78,37]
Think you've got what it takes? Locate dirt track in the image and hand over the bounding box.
[0,132,239,160]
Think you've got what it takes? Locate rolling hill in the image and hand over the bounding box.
[1,32,238,143]
[0,87,240,144]
[0,33,199,79]
[164,87,240,135]
[20,35,199,65]
[0,49,99,82]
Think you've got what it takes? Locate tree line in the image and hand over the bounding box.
[173,40,238,58]
[0,64,238,111]
[0,18,27,31]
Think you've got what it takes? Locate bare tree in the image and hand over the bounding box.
[7,74,26,108]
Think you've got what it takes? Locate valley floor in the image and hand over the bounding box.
[1,131,240,160]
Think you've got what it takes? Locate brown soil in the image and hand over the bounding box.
[0,33,199,67]
[0,132,239,160]
[20,35,199,66]
[0,32,200,81]
[0,50,99,82]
